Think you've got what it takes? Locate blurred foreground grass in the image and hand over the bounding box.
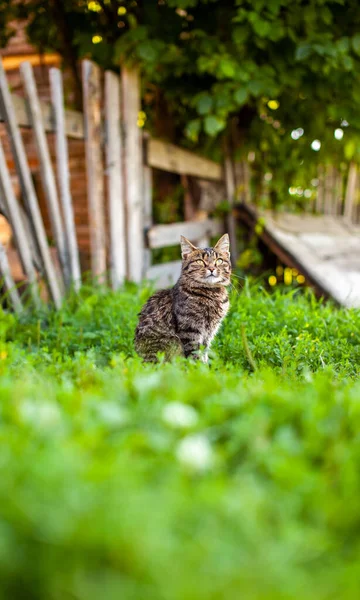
[0,282,359,599]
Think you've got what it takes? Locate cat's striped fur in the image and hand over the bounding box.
[134,234,231,362]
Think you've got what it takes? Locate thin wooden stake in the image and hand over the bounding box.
[224,153,238,265]
[344,162,357,222]
[0,59,62,308]
[142,149,153,276]
[50,67,81,291]
[0,241,23,313]
[20,61,67,289]
[121,66,144,283]
[0,139,41,308]
[82,60,107,284]
[104,70,126,289]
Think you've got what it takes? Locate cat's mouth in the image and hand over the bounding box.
[204,273,221,284]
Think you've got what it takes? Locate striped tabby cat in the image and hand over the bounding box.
[135,234,231,362]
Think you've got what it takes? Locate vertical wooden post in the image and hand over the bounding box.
[224,153,238,265]
[344,162,357,222]
[104,70,126,289]
[50,67,81,291]
[20,61,67,289]
[0,241,23,313]
[121,66,144,283]
[142,136,153,276]
[0,60,62,308]
[0,140,41,308]
[82,60,107,284]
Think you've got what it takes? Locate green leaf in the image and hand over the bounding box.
[295,44,312,61]
[337,37,350,54]
[248,80,264,97]
[204,115,225,136]
[185,119,201,141]
[345,140,356,160]
[352,33,360,56]
[196,93,213,115]
[138,41,158,62]
[232,26,249,45]
[343,55,353,71]
[234,87,248,106]
[252,18,271,38]
[218,59,236,78]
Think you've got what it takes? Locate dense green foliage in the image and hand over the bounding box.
[0,283,359,598]
[4,0,360,190]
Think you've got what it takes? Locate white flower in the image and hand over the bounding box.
[20,400,61,428]
[94,401,128,426]
[162,402,198,429]
[176,434,213,471]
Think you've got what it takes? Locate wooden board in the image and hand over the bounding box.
[147,219,223,249]
[20,61,67,289]
[0,241,23,313]
[0,59,62,308]
[50,67,82,291]
[0,139,41,307]
[237,204,360,308]
[147,138,222,181]
[82,60,107,283]
[104,70,126,289]
[121,66,144,283]
[147,260,182,288]
[0,91,85,140]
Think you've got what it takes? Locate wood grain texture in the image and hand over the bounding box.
[20,61,67,288]
[82,60,107,283]
[122,66,143,283]
[147,138,222,181]
[50,67,82,291]
[147,219,223,249]
[0,59,62,308]
[0,241,23,313]
[104,70,126,289]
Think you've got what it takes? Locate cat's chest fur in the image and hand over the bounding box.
[174,285,229,337]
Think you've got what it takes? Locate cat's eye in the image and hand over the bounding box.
[196,259,205,265]
[215,258,223,265]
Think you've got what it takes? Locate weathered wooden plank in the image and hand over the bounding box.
[82,60,107,283]
[142,158,153,275]
[237,203,360,308]
[147,219,223,249]
[224,154,238,264]
[147,138,222,181]
[121,66,143,282]
[344,162,357,222]
[20,61,67,288]
[0,92,85,139]
[0,241,23,313]
[104,70,126,289]
[50,67,81,291]
[0,139,40,307]
[0,59,62,308]
[147,260,182,288]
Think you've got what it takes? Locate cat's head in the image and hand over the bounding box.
[180,234,231,287]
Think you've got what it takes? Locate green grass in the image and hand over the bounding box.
[0,282,360,599]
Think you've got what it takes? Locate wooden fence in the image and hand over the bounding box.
[0,57,358,312]
[0,58,233,311]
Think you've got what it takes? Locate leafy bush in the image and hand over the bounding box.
[0,283,359,599]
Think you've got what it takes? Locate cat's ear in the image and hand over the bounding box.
[180,236,197,259]
[214,233,230,257]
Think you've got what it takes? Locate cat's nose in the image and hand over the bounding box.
[208,266,216,272]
